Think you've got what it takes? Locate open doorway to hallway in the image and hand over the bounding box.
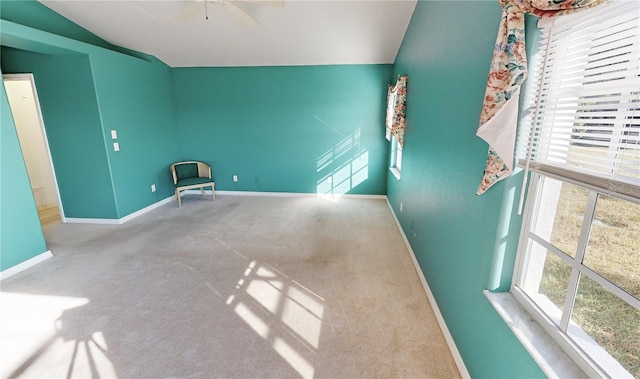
[3,74,63,226]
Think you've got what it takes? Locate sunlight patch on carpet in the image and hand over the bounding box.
[228,260,325,378]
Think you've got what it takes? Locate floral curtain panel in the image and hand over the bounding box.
[475,0,605,195]
[386,75,408,147]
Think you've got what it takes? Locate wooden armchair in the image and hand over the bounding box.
[169,161,215,207]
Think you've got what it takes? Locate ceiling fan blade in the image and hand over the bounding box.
[175,1,204,22]
[222,1,260,26]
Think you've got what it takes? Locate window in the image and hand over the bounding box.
[389,135,402,180]
[514,1,639,377]
[385,75,407,181]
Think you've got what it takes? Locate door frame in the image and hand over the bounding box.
[3,73,66,223]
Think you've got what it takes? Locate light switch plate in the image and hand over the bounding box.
[113,142,120,152]
[111,130,118,139]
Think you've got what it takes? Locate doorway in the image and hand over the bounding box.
[3,74,64,225]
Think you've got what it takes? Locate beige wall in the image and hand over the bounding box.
[4,79,57,207]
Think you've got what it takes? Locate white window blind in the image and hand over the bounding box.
[519,0,640,201]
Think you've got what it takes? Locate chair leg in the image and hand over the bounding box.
[201,187,205,196]
[211,184,215,201]
[176,189,182,207]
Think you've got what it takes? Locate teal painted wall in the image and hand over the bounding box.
[2,48,119,219]
[387,1,544,377]
[0,67,47,271]
[1,16,181,220]
[90,54,181,216]
[173,65,392,195]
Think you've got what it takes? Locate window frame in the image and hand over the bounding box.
[509,1,640,377]
[513,170,639,378]
[389,135,402,180]
[385,75,407,181]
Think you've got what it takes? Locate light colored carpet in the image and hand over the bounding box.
[1,195,461,379]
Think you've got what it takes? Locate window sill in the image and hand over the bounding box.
[389,167,401,181]
[483,290,586,378]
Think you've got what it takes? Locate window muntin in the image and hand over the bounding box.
[531,180,588,259]
[569,275,640,375]
[517,174,640,377]
[583,196,640,300]
[529,243,572,321]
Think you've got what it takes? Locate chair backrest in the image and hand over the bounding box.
[170,161,212,185]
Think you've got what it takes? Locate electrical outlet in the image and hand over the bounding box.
[233,175,238,182]
[400,202,403,212]
[110,130,118,139]
[151,184,156,192]
[113,142,120,152]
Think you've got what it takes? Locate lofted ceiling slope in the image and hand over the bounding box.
[38,0,418,67]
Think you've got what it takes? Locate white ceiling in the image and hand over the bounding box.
[38,0,417,68]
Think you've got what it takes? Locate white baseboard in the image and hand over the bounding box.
[0,250,53,281]
[213,190,386,200]
[64,217,122,225]
[65,192,387,225]
[64,197,173,225]
[385,198,471,379]
[119,196,173,223]
[321,193,387,200]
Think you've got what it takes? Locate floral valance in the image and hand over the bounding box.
[475,0,605,195]
[386,75,408,148]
